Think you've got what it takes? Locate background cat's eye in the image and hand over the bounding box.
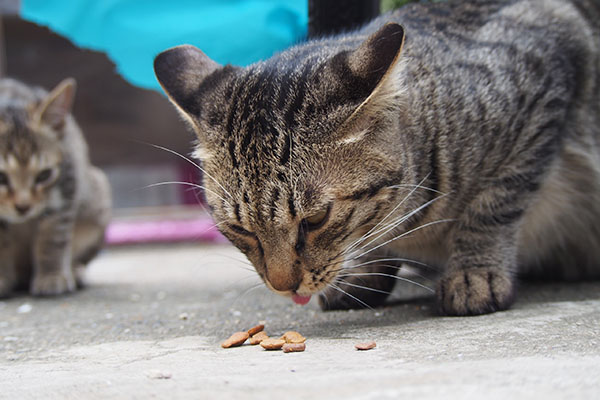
[0,172,8,186]
[35,168,53,184]
[304,205,331,230]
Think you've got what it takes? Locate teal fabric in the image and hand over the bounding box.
[21,0,308,90]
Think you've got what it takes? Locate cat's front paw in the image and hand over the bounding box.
[30,273,76,296]
[437,267,514,316]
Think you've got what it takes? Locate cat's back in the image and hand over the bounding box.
[381,0,599,41]
[375,0,599,74]
[268,0,598,95]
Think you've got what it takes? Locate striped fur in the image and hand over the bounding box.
[155,0,600,315]
[0,78,111,297]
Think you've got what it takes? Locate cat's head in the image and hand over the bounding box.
[0,78,76,223]
[155,24,409,302]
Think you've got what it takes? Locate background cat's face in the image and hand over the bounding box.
[155,24,407,301]
[0,116,63,223]
[0,78,75,224]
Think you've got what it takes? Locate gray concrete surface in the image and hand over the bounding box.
[0,243,599,399]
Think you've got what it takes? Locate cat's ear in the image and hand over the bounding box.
[34,78,76,131]
[348,23,405,90]
[335,23,406,142]
[154,45,220,121]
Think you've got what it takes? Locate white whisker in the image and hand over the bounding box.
[142,181,232,207]
[350,218,455,261]
[338,272,435,293]
[389,183,447,196]
[347,192,449,258]
[231,282,268,307]
[327,282,374,310]
[335,280,392,295]
[146,142,234,200]
[344,257,438,272]
[213,252,255,270]
[344,173,433,255]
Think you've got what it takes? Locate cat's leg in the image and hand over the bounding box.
[71,167,111,287]
[436,184,524,315]
[30,212,77,296]
[318,253,400,310]
[0,229,16,297]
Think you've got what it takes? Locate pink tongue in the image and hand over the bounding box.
[292,294,311,305]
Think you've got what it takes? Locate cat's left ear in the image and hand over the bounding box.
[334,23,406,142]
[34,78,76,132]
[346,23,405,92]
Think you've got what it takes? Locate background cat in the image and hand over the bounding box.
[0,78,111,296]
[154,0,600,315]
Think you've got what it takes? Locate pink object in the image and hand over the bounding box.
[292,294,311,305]
[105,217,228,245]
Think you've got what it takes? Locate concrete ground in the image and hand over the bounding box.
[0,243,599,399]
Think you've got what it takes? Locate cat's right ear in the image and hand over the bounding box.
[34,78,76,133]
[154,45,221,121]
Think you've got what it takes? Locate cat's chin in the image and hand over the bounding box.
[291,294,312,305]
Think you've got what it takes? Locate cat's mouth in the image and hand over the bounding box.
[291,294,312,305]
[267,283,314,306]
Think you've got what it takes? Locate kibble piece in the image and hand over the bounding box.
[282,343,306,353]
[355,341,377,351]
[221,331,250,348]
[249,331,269,345]
[247,324,265,336]
[260,338,286,350]
[281,331,306,344]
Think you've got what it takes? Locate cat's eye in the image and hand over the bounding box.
[35,169,53,184]
[303,204,331,230]
[0,172,8,186]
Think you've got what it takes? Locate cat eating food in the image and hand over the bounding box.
[0,78,111,296]
[154,0,599,315]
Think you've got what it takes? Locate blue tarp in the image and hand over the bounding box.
[21,0,308,91]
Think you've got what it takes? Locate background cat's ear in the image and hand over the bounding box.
[35,78,76,131]
[154,45,220,120]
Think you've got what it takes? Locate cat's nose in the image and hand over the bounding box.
[15,204,31,215]
[267,267,301,292]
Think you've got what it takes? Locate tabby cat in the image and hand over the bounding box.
[154,0,600,315]
[0,78,111,296]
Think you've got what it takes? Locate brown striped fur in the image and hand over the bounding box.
[0,78,111,297]
[155,0,600,315]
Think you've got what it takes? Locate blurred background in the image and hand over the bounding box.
[0,0,418,246]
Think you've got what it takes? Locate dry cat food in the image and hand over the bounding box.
[221,324,308,352]
[221,331,250,348]
[249,331,269,345]
[260,338,286,350]
[282,343,306,353]
[281,331,306,344]
[355,341,377,351]
[247,324,265,336]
